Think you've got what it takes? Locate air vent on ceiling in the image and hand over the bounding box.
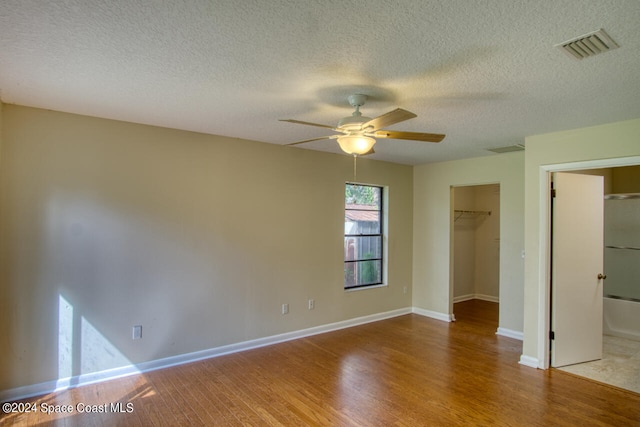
[556,29,619,60]
[486,144,525,154]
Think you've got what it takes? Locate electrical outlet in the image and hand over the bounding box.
[132,325,142,340]
[282,303,289,315]
[308,299,315,310]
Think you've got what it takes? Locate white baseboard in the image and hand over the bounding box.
[519,355,540,369]
[0,307,413,402]
[476,294,500,303]
[453,294,475,303]
[496,327,523,341]
[2,365,146,404]
[453,294,499,303]
[412,307,453,322]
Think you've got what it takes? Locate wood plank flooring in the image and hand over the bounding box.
[2,300,639,426]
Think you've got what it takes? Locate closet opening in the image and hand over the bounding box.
[451,184,500,325]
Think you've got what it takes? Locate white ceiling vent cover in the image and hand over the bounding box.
[556,29,619,60]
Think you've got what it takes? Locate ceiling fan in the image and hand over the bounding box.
[280,94,445,156]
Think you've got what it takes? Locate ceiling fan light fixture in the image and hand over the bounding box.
[282,93,445,155]
[336,135,376,155]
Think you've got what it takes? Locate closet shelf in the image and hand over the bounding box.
[605,294,640,303]
[605,245,640,251]
[605,193,640,200]
[454,210,491,222]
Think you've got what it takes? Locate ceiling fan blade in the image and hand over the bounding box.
[374,130,445,143]
[280,119,335,130]
[285,136,334,146]
[362,108,416,131]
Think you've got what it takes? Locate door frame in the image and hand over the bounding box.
[537,156,640,369]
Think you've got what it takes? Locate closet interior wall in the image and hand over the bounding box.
[453,184,500,303]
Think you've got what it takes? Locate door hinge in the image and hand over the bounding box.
[549,331,555,340]
[551,188,556,198]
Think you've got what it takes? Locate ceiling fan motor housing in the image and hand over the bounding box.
[338,114,372,131]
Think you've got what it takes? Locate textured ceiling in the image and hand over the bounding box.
[1,0,639,165]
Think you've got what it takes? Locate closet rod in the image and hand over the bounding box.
[454,210,491,215]
[454,210,491,222]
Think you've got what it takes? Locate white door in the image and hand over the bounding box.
[551,172,604,367]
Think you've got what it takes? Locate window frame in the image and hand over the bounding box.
[344,183,386,290]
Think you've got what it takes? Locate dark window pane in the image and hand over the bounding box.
[358,259,382,285]
[344,260,383,288]
[344,263,357,288]
[344,236,382,261]
[344,184,383,289]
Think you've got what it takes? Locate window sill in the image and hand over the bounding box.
[345,283,388,292]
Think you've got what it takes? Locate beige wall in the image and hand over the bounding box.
[5,101,633,391]
[0,105,414,391]
[0,101,3,163]
[522,117,640,367]
[413,152,525,333]
[0,102,5,384]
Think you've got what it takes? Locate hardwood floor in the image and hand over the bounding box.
[3,300,639,426]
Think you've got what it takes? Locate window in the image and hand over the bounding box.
[344,184,384,289]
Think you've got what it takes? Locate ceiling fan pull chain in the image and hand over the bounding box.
[353,154,357,181]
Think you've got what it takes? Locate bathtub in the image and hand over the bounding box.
[603,296,640,342]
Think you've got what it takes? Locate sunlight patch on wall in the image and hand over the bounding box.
[81,315,131,373]
[58,295,74,380]
[58,293,134,383]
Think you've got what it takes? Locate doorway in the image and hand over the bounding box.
[451,184,500,323]
[550,165,640,393]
